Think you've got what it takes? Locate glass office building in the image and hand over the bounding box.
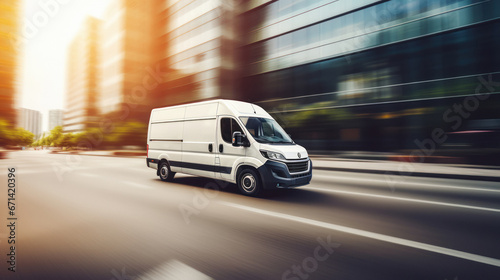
[64,17,100,133]
[17,108,42,138]
[99,0,156,117]
[0,0,20,127]
[156,0,240,105]
[240,0,500,152]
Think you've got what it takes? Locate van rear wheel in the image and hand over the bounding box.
[237,169,262,196]
[159,161,175,182]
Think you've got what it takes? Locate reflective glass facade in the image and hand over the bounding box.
[240,0,500,151]
[99,0,156,116]
[0,0,20,127]
[157,0,239,105]
[64,17,100,133]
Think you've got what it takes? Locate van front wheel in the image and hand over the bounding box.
[159,161,175,182]
[238,169,262,196]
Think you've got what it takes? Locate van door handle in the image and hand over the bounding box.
[219,144,223,153]
[208,143,213,152]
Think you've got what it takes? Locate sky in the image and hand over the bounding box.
[18,0,111,132]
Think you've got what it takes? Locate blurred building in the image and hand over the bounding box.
[0,0,20,126]
[99,0,156,119]
[48,109,63,131]
[64,17,100,133]
[66,0,499,157]
[17,108,42,138]
[239,0,500,152]
[154,0,240,105]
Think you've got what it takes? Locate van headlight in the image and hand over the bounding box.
[260,150,286,160]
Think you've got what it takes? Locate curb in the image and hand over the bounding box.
[0,151,8,159]
[50,150,145,158]
[48,150,499,182]
[311,154,468,165]
[313,166,500,182]
[76,153,145,158]
[113,151,147,157]
[388,155,466,164]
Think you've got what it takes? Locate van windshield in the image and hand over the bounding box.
[239,117,293,144]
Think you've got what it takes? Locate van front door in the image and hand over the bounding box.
[216,116,246,181]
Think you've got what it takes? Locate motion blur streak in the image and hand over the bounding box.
[305,187,500,213]
[1,0,500,279]
[1,151,500,279]
[219,201,500,267]
[0,0,498,166]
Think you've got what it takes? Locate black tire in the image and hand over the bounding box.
[158,161,175,182]
[237,168,262,197]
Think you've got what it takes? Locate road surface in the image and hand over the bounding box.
[1,150,499,279]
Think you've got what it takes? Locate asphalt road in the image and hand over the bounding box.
[1,150,500,280]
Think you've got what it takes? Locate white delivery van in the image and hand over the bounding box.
[146,99,312,196]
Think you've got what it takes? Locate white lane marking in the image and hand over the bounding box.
[312,174,500,193]
[305,187,500,213]
[138,260,213,280]
[220,202,500,268]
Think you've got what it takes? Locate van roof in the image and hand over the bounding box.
[151,99,272,119]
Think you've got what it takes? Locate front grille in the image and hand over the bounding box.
[291,172,310,178]
[285,160,309,173]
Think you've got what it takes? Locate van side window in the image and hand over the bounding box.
[221,118,231,142]
[221,118,243,143]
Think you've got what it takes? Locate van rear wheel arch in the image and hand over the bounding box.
[158,159,175,181]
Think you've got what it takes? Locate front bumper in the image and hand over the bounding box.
[257,159,312,190]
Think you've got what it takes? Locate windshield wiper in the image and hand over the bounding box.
[275,140,294,143]
[266,141,294,144]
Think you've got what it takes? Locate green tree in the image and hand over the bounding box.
[0,119,14,146]
[58,133,75,149]
[73,131,88,149]
[48,126,63,147]
[40,136,49,147]
[0,120,36,147]
[85,127,105,149]
[104,122,147,148]
[13,128,34,146]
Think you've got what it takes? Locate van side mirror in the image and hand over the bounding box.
[232,131,247,147]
